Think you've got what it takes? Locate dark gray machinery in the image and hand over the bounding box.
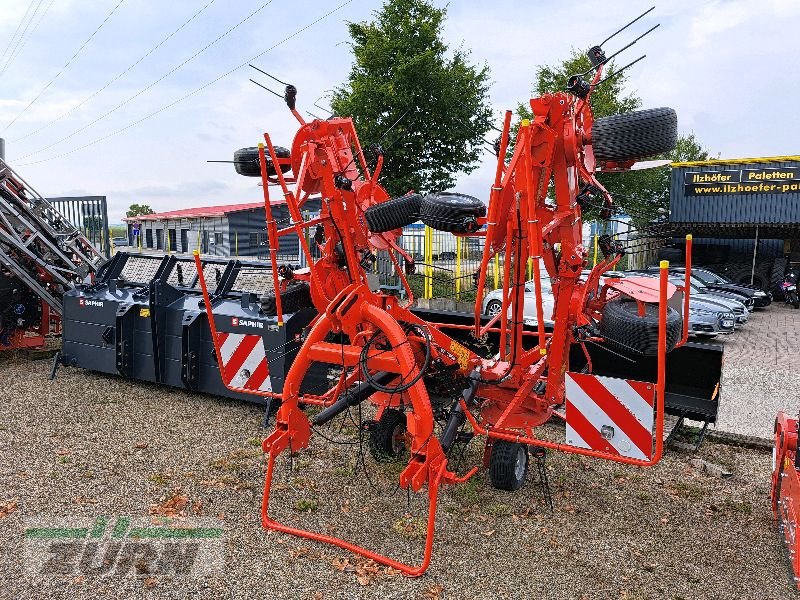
[58,252,327,404]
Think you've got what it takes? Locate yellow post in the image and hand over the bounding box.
[455,236,462,299]
[166,228,171,255]
[424,225,433,299]
[527,257,533,280]
[196,228,202,254]
[593,233,599,266]
[494,253,500,290]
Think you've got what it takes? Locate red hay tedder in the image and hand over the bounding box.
[195,16,715,576]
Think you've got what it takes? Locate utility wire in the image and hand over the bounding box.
[1,0,48,75]
[13,0,217,143]
[4,0,127,130]
[0,0,38,72]
[18,0,355,167]
[16,0,276,159]
[4,0,57,75]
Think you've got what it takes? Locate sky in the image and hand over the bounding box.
[0,0,798,223]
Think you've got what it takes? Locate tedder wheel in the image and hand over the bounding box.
[591,107,678,163]
[419,192,487,233]
[363,193,422,233]
[489,440,529,491]
[369,408,407,462]
[233,146,291,177]
[485,300,502,316]
[599,298,681,356]
[260,281,313,316]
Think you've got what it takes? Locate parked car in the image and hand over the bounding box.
[482,277,555,326]
[647,266,756,312]
[674,266,772,308]
[112,236,129,247]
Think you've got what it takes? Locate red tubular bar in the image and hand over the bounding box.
[257,143,285,325]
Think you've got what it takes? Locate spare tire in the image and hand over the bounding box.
[420,192,487,233]
[363,193,422,233]
[592,107,678,163]
[599,298,681,356]
[234,146,291,177]
[260,281,313,316]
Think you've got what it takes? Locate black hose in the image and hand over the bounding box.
[359,322,431,394]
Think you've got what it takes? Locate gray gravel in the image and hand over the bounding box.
[0,356,794,599]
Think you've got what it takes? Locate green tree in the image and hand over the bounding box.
[517,49,711,225]
[331,0,492,197]
[126,203,154,218]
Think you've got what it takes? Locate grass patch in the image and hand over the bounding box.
[293,499,319,513]
[246,437,262,447]
[723,499,753,515]
[482,503,512,517]
[149,472,170,486]
[392,515,427,540]
[450,474,482,505]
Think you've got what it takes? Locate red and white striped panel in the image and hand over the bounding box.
[565,372,655,460]
[216,332,272,392]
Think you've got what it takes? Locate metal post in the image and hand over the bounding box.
[593,233,599,267]
[751,224,759,285]
[455,236,462,299]
[0,138,5,160]
[493,254,500,290]
[424,225,433,299]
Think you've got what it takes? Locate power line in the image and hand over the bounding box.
[12,0,218,143]
[2,0,57,77]
[18,0,355,167]
[0,0,45,75]
[15,0,276,159]
[0,0,37,69]
[4,0,127,131]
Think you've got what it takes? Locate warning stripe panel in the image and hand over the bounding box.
[565,372,656,461]
[216,332,271,391]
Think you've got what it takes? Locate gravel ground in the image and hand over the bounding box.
[0,356,794,600]
[716,302,800,438]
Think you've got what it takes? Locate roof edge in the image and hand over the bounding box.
[671,155,800,168]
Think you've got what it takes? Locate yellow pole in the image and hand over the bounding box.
[166,226,171,255]
[494,253,500,290]
[593,233,599,267]
[197,228,202,254]
[527,256,533,280]
[455,236,462,299]
[424,225,433,299]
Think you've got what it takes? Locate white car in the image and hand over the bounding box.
[481,277,556,326]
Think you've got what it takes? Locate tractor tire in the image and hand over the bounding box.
[489,440,529,491]
[772,258,788,299]
[260,281,313,316]
[419,192,487,233]
[363,193,422,233]
[592,107,678,163]
[657,247,683,264]
[368,409,407,462]
[599,298,682,356]
[727,265,768,292]
[234,146,291,177]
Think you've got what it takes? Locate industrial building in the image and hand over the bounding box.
[122,200,320,260]
[668,155,800,287]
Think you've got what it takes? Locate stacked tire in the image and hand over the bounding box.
[599,298,682,356]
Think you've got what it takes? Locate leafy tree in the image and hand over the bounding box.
[517,49,711,225]
[331,0,492,197]
[126,203,154,218]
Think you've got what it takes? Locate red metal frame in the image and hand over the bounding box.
[772,411,800,590]
[194,62,690,575]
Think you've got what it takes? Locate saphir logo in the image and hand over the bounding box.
[231,317,264,329]
[79,298,103,308]
[23,516,224,578]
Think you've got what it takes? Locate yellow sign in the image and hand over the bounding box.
[139,308,151,318]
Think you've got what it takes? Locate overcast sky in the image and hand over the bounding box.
[0,0,797,223]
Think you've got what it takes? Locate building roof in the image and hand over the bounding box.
[122,202,264,222]
[671,155,800,168]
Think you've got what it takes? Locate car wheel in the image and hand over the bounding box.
[485,300,502,316]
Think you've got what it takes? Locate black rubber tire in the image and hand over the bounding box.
[368,409,407,462]
[489,440,528,491]
[771,258,788,299]
[419,192,487,233]
[260,281,313,316]
[234,146,291,177]
[657,247,683,263]
[592,107,678,163]
[599,298,682,356]
[363,193,422,233]
[728,265,768,292]
[485,300,502,316]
